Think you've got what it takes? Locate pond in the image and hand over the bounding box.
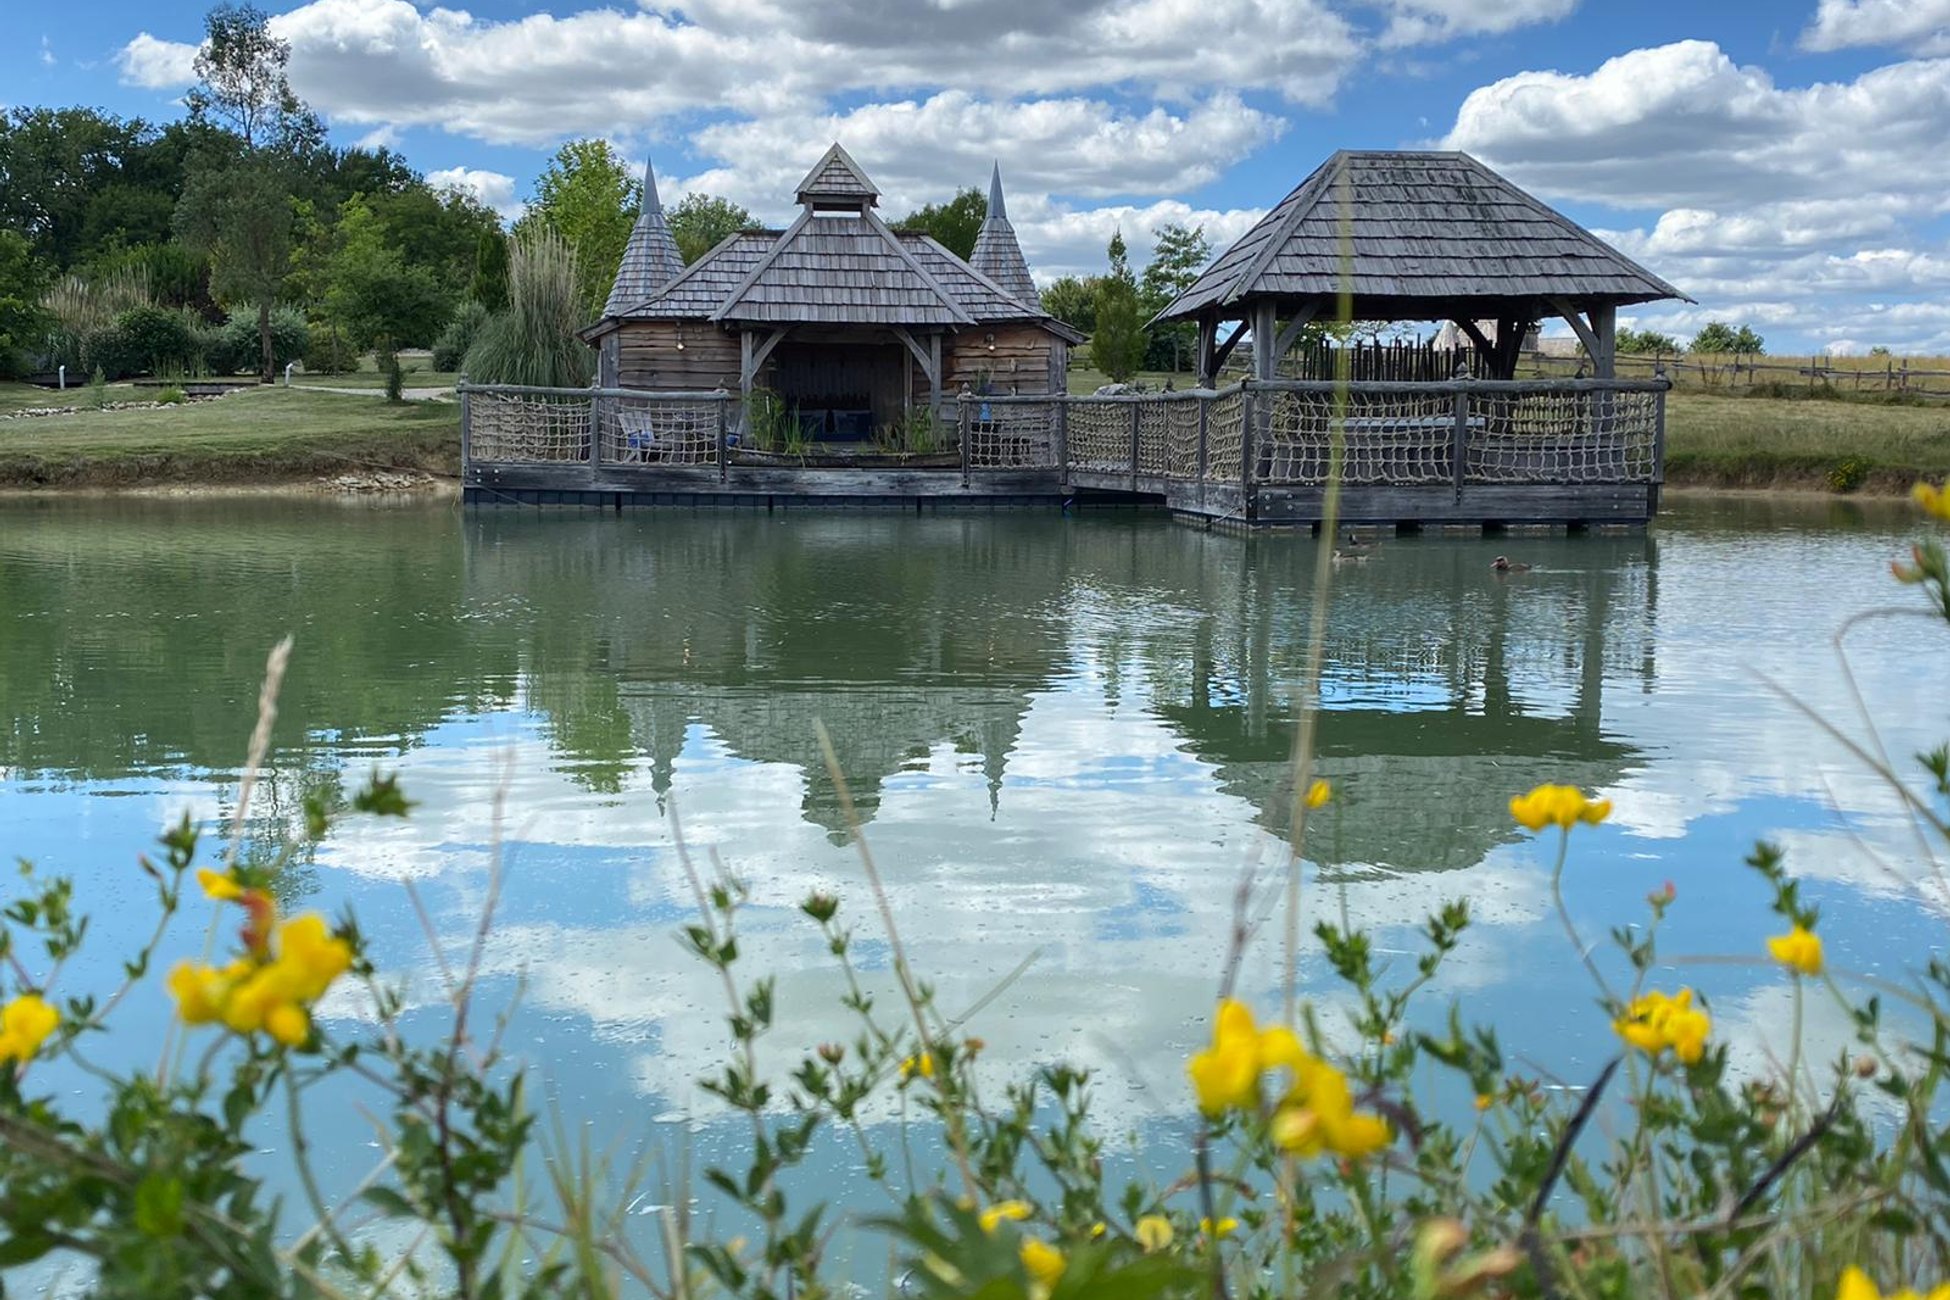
[0,493,1941,1278]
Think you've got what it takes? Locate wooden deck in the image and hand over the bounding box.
[460,377,1667,528]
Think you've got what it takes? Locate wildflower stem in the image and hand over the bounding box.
[285,1067,362,1270]
[1548,828,1617,1010]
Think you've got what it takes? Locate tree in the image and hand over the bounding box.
[668,193,754,265]
[896,188,986,261]
[176,2,319,381]
[470,231,510,311]
[520,139,639,317]
[1089,231,1147,382]
[1139,223,1209,372]
[1689,321,1765,354]
[1616,327,1680,355]
[321,195,447,349]
[1040,275,1100,335]
[0,230,49,378]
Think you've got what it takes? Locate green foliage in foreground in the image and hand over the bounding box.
[3,496,1950,1299]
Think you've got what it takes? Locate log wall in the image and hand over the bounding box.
[616,321,743,391]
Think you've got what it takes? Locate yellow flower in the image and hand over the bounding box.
[1019,1238,1065,1298]
[1474,1092,1494,1111]
[1613,988,1711,1065]
[276,914,353,1001]
[1271,1052,1392,1159]
[1199,1216,1239,1238]
[1767,924,1824,977]
[1305,779,1331,809]
[1838,1265,1950,1300]
[1509,784,1612,832]
[1187,999,1264,1114]
[899,1051,935,1081]
[0,994,59,1064]
[979,1200,1033,1234]
[197,867,245,901]
[1134,1214,1174,1253]
[168,911,350,1049]
[1914,480,1950,522]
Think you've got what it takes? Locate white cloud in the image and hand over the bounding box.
[426,166,522,222]
[1441,39,1950,351]
[1802,0,1950,53]
[680,91,1282,217]
[39,37,55,67]
[1010,196,1266,282]
[1377,0,1577,47]
[117,31,198,87]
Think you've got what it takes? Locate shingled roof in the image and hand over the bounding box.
[969,163,1039,305]
[603,159,684,319]
[596,146,1080,339]
[1159,151,1687,323]
[796,142,879,208]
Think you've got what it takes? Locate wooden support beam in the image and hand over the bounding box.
[1271,303,1321,361]
[1196,312,1219,385]
[1453,319,1495,375]
[1250,300,1279,381]
[1210,321,1246,378]
[1547,298,1602,370]
[1589,303,1616,380]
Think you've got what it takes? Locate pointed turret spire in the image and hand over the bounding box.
[968,161,1038,306]
[603,158,683,318]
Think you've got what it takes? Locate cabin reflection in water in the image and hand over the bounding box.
[463,516,1654,873]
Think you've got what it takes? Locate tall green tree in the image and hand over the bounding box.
[896,187,986,261]
[1089,231,1146,383]
[519,139,639,317]
[1040,275,1100,335]
[321,195,446,349]
[0,230,49,378]
[175,2,320,381]
[1139,222,1210,372]
[470,231,510,311]
[668,193,753,265]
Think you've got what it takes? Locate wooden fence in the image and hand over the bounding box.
[462,377,1667,495]
[1519,349,1950,397]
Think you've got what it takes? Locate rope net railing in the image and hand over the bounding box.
[596,393,725,466]
[466,390,594,464]
[1206,389,1245,483]
[968,400,1057,468]
[1064,400,1131,474]
[1466,389,1660,484]
[1257,388,1456,486]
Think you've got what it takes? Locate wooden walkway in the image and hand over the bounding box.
[461,377,1668,528]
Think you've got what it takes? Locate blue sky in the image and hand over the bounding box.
[8,0,1950,352]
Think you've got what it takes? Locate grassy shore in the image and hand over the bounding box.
[0,384,459,488]
[1664,390,1950,491]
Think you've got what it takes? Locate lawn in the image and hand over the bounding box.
[0,384,460,487]
[1664,390,1950,489]
[290,350,459,391]
[0,382,150,415]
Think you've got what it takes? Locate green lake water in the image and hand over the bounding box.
[0,494,1942,1275]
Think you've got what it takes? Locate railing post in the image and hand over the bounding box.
[1240,384,1256,496]
[1651,363,1669,513]
[1054,398,1069,485]
[1129,401,1141,491]
[958,385,972,487]
[1196,394,1210,508]
[590,390,604,473]
[458,376,472,483]
[1451,359,1470,504]
[716,395,730,482]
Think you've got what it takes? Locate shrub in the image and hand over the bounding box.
[206,307,310,376]
[432,299,490,373]
[100,305,198,378]
[302,325,360,376]
[155,385,187,405]
[1828,456,1870,493]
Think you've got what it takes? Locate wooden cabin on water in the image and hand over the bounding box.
[464,146,1690,530]
[580,144,1081,435]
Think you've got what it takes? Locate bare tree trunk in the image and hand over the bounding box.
[258,300,274,385]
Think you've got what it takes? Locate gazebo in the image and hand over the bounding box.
[1157,150,1689,383]
[581,145,1080,441]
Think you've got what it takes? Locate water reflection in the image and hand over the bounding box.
[0,496,1941,1141]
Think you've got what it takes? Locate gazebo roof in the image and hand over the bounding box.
[1159,150,1687,323]
[796,142,880,208]
[602,159,683,319]
[969,162,1039,305]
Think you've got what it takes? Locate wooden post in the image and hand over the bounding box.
[739,330,754,399]
[1240,385,1256,494]
[958,386,971,487]
[1196,394,1210,504]
[1129,400,1141,491]
[1451,360,1470,504]
[591,391,605,471]
[1054,399,1069,484]
[1651,363,1669,513]
[716,396,729,482]
[458,376,472,479]
[928,332,943,422]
